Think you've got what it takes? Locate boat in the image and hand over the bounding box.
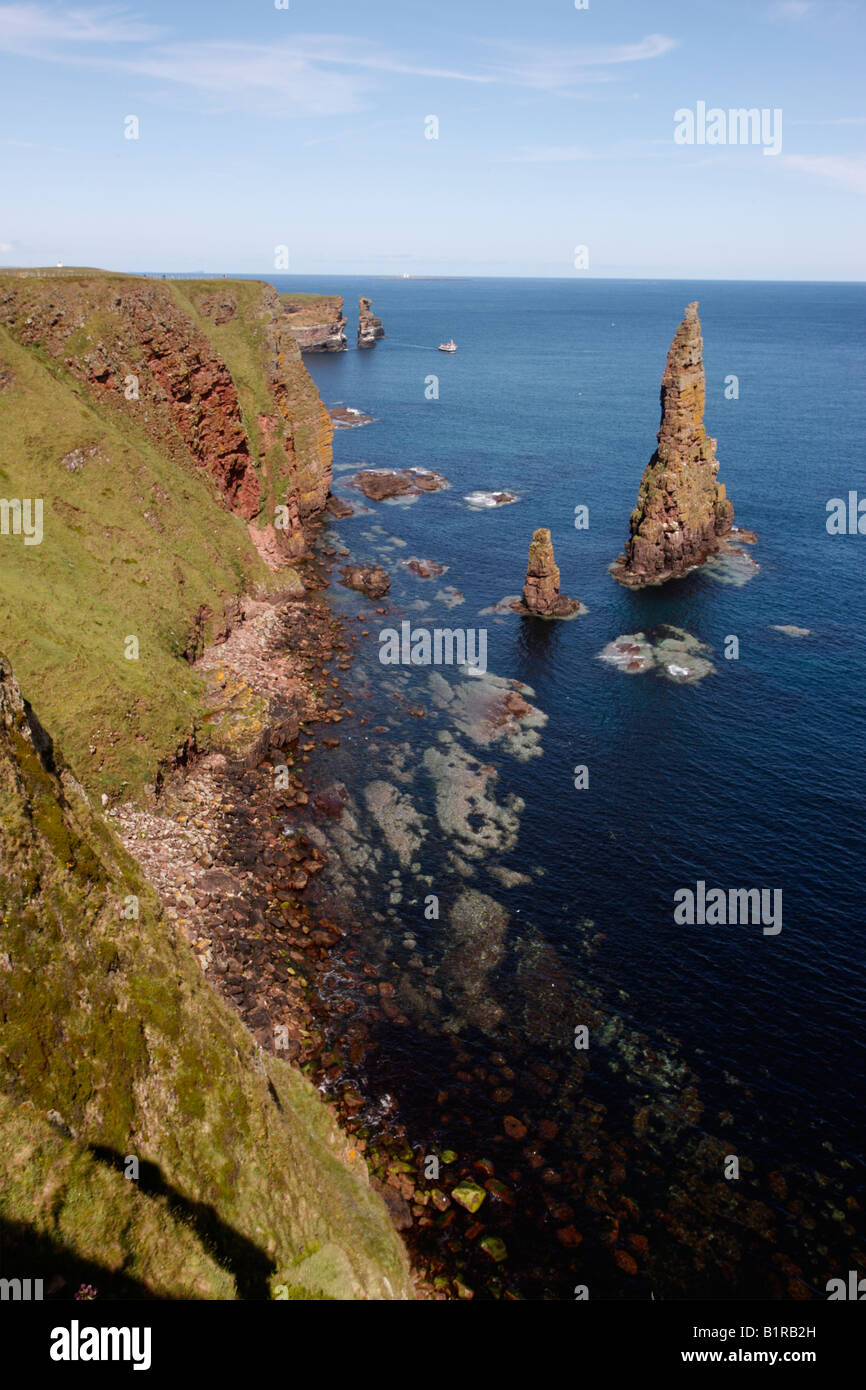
[438,339,457,353]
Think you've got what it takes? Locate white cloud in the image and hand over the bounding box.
[783,154,866,192]
[768,1,812,18]
[0,8,678,116]
[482,34,678,91]
[0,241,14,252]
[0,3,160,51]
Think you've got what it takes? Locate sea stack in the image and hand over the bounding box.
[358,297,385,348]
[520,528,581,617]
[612,302,736,587]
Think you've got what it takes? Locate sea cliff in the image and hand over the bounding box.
[281,292,348,353]
[0,269,411,1300]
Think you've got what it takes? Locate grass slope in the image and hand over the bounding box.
[0,656,411,1300]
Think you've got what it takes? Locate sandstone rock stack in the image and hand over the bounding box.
[358,297,385,348]
[519,528,581,617]
[612,302,736,587]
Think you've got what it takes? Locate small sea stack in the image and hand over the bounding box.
[518,528,582,618]
[611,301,741,588]
[358,296,385,348]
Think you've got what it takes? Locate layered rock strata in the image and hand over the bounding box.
[517,528,581,617]
[281,293,347,352]
[612,301,736,587]
[358,297,385,348]
[0,273,333,565]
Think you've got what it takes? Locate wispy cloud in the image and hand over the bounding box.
[0,6,678,116]
[482,34,678,91]
[768,1,812,19]
[783,153,866,192]
[0,3,160,51]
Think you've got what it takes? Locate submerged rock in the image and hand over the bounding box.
[353,468,449,501]
[401,556,447,579]
[330,405,373,428]
[440,889,510,1033]
[612,302,745,587]
[428,669,547,762]
[436,586,465,610]
[464,490,518,509]
[512,528,582,618]
[363,780,425,869]
[700,545,760,586]
[423,733,523,861]
[599,626,715,683]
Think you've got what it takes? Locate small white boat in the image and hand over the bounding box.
[438,339,457,353]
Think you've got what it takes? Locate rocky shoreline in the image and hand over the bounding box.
[111,539,456,1296]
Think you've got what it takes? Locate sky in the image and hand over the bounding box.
[0,0,864,279]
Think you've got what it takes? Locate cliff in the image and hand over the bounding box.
[0,653,411,1300]
[358,297,385,349]
[0,270,333,795]
[281,293,347,353]
[612,302,735,587]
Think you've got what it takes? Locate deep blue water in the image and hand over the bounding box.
[279,276,865,1297]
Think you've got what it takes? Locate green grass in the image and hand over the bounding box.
[0,324,262,796]
[0,271,334,798]
[0,656,412,1301]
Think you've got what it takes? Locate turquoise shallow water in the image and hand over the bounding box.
[274,275,864,1297]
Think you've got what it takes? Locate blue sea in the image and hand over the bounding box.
[276,276,865,1299]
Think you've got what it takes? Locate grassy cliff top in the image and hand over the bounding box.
[279,292,345,325]
[0,270,331,799]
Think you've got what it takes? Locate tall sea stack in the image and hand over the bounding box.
[520,528,581,617]
[358,296,385,348]
[612,302,736,587]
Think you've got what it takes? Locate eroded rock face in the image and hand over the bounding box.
[0,275,334,566]
[358,297,385,349]
[519,528,581,618]
[612,302,736,587]
[281,294,347,352]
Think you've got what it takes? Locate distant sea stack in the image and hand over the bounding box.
[358,297,385,348]
[612,302,737,588]
[518,528,582,617]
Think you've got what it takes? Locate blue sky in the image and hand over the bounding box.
[0,0,863,278]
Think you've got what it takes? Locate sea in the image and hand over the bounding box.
[268,275,864,1299]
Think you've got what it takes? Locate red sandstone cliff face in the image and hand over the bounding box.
[0,275,334,562]
[0,278,262,518]
[612,302,736,587]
